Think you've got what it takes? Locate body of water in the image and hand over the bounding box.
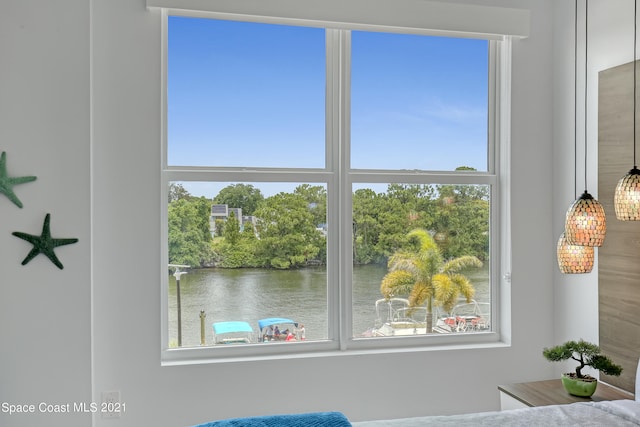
[168,264,489,347]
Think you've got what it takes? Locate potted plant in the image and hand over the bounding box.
[542,339,623,397]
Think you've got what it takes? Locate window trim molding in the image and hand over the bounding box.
[147,0,530,40]
[160,11,512,364]
[497,37,513,345]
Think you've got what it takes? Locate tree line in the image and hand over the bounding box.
[168,174,489,270]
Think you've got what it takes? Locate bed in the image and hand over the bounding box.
[196,399,640,427]
[351,361,640,426]
[351,400,640,426]
[194,363,639,427]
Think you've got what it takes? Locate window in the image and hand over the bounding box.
[350,31,489,171]
[161,9,512,362]
[167,19,326,168]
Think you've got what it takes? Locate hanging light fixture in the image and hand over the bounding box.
[558,232,594,273]
[565,0,607,247]
[558,0,594,274]
[614,0,640,220]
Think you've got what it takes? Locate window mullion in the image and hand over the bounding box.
[337,29,352,350]
[326,29,345,348]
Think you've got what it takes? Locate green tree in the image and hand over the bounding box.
[214,219,225,237]
[353,189,384,264]
[216,241,257,268]
[386,183,438,231]
[433,183,489,261]
[213,212,259,269]
[374,195,411,258]
[353,186,442,265]
[294,184,327,227]
[223,211,241,245]
[242,220,257,239]
[168,182,192,203]
[386,184,435,210]
[214,184,264,216]
[379,228,482,332]
[194,197,213,242]
[168,198,213,266]
[254,192,323,269]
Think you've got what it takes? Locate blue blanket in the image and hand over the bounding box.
[193,411,352,427]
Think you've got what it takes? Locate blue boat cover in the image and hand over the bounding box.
[213,321,254,335]
[257,318,298,331]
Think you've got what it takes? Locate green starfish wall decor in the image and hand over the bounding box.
[12,213,79,270]
[0,151,37,208]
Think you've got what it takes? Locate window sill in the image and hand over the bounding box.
[161,332,508,366]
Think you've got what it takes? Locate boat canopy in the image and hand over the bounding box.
[213,321,254,335]
[258,318,298,331]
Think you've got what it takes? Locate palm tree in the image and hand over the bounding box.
[380,228,483,332]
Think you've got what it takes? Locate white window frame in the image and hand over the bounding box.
[158,6,516,365]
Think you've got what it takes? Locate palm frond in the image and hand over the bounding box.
[442,255,482,274]
[449,273,476,301]
[388,254,420,276]
[407,228,438,252]
[416,247,443,277]
[408,281,432,307]
[380,269,415,299]
[432,274,459,312]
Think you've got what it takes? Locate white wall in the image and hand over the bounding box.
[551,0,634,376]
[91,1,556,426]
[6,0,621,426]
[0,1,91,427]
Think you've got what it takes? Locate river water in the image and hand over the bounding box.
[168,264,489,347]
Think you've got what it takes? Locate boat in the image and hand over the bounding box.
[369,298,428,337]
[367,298,490,336]
[212,321,255,344]
[258,317,299,342]
[433,300,490,334]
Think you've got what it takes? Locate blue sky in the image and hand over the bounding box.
[168,16,488,198]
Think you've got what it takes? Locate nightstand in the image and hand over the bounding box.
[498,379,634,410]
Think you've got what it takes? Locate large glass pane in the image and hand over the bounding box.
[167,18,326,168]
[351,183,490,338]
[351,32,489,171]
[167,182,328,347]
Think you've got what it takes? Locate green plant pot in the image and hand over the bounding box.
[561,374,598,397]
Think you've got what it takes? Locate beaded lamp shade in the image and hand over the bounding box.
[563,0,607,248]
[565,190,607,247]
[557,0,599,274]
[615,167,640,220]
[557,232,594,274]
[614,0,640,220]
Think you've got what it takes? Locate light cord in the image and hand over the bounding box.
[584,0,589,193]
[634,0,637,168]
[574,0,578,199]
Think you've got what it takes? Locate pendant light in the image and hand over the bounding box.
[565,0,607,247]
[558,232,594,273]
[558,0,594,274]
[614,0,640,220]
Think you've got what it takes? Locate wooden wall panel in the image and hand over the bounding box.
[598,60,640,393]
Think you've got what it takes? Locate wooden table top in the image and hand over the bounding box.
[498,379,635,407]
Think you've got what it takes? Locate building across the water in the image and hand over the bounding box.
[209,204,256,236]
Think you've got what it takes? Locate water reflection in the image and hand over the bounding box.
[168,265,488,347]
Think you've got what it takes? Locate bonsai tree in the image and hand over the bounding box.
[543,339,622,380]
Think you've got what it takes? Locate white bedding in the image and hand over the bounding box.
[352,399,640,426]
